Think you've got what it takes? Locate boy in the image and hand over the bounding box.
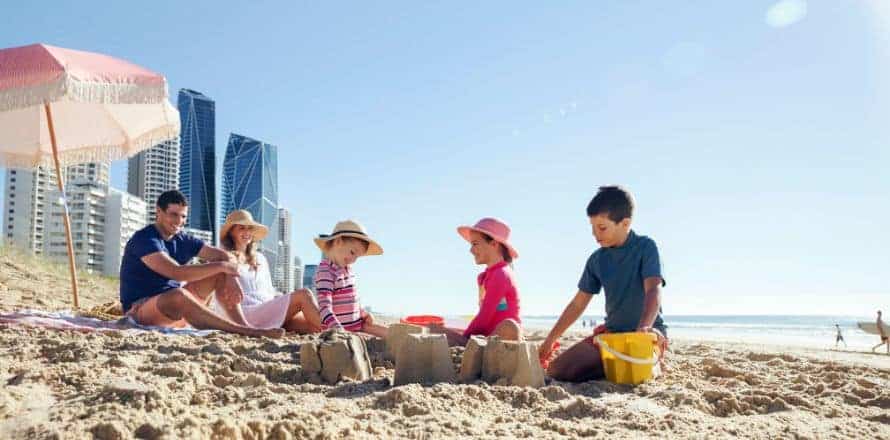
[539,185,666,382]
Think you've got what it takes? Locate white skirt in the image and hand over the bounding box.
[212,293,291,329]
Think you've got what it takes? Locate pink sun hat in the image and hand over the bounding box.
[457,217,519,259]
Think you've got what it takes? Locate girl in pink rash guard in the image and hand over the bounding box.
[437,218,523,346]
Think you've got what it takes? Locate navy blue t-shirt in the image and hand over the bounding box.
[578,230,667,334]
[119,225,205,312]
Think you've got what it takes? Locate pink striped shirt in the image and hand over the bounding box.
[314,259,363,331]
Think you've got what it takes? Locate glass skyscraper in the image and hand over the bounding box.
[178,89,216,242]
[221,133,279,270]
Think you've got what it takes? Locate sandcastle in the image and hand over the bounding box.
[460,336,545,387]
[393,333,457,386]
[300,329,373,384]
[384,323,428,362]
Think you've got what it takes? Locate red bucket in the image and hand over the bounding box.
[400,315,445,326]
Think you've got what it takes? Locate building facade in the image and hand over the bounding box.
[178,89,217,244]
[104,188,148,276]
[3,163,109,254]
[183,227,213,245]
[303,264,318,293]
[274,208,293,293]
[293,255,303,290]
[128,139,180,222]
[220,133,279,271]
[44,181,147,277]
[44,180,108,274]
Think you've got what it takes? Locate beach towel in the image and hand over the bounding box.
[0,309,214,336]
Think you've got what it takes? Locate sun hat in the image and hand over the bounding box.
[457,217,519,259]
[220,209,269,243]
[313,219,383,256]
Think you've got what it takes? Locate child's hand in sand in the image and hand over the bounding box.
[538,338,559,367]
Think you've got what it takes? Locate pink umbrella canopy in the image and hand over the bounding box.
[0,43,179,168]
[0,43,180,309]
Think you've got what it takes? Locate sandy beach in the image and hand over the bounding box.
[1,251,889,439]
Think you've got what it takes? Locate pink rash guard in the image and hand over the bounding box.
[463,261,521,337]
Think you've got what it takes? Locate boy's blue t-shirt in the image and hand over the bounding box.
[119,225,205,312]
[578,230,666,334]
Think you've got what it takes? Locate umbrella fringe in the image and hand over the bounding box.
[0,74,168,112]
[0,124,179,169]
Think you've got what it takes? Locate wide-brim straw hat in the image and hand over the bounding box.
[314,219,383,256]
[220,209,269,243]
[457,217,519,259]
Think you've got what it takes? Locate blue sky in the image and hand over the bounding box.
[2,1,888,316]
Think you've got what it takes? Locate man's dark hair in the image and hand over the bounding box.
[157,190,188,211]
[586,185,635,223]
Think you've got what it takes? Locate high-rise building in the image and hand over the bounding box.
[128,139,180,222]
[220,133,279,271]
[103,188,148,276]
[44,181,147,277]
[303,264,318,293]
[44,179,108,274]
[274,208,293,293]
[178,89,216,244]
[66,163,110,185]
[293,255,303,290]
[3,163,109,254]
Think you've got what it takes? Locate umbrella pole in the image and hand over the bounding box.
[44,102,80,309]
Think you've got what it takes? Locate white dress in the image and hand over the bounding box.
[213,253,291,329]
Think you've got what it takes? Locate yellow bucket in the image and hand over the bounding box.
[595,332,659,385]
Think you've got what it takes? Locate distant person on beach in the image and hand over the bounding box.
[834,324,846,348]
[538,186,667,382]
[119,190,283,338]
[872,311,889,354]
[313,220,389,337]
[217,210,322,333]
[431,218,523,346]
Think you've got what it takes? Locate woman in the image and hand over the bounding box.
[216,209,322,333]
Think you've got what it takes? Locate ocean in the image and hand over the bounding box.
[516,315,882,350]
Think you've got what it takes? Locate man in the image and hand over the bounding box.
[834,324,846,349]
[120,190,283,338]
[872,311,888,354]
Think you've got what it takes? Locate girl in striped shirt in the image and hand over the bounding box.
[312,220,388,337]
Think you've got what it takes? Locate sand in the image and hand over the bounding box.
[1,252,889,439]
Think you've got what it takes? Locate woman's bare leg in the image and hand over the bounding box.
[282,289,322,333]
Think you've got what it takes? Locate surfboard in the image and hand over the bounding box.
[857,321,890,335]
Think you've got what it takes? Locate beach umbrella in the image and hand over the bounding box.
[0,43,179,308]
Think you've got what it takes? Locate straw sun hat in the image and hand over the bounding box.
[314,220,383,256]
[220,210,269,243]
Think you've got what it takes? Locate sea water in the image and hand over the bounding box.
[514,315,880,350]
